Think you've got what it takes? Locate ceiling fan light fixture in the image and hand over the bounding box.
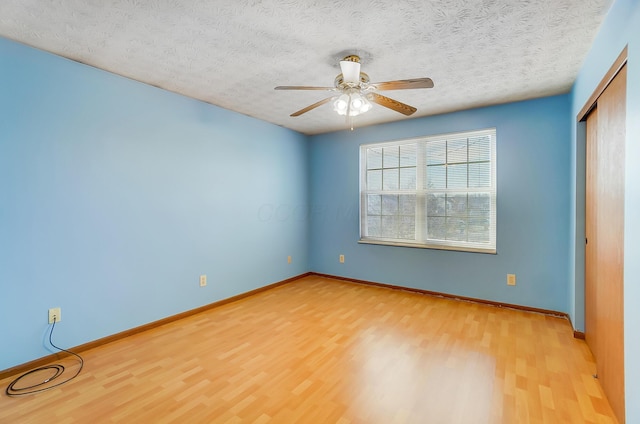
[351,97,364,109]
[333,92,371,116]
[350,93,371,115]
[351,93,371,114]
[333,94,350,114]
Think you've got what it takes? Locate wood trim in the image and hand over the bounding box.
[311,272,569,319]
[0,272,311,380]
[565,313,586,339]
[2,270,580,380]
[577,45,628,121]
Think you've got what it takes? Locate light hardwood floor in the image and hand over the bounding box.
[0,275,618,423]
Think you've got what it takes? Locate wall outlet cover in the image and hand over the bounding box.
[48,307,61,324]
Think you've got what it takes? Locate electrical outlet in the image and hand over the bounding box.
[199,275,207,287]
[339,254,345,263]
[287,255,292,264]
[507,274,516,286]
[48,307,61,324]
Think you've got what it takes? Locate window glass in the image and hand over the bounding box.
[360,128,496,253]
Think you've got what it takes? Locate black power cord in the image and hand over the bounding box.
[5,318,84,396]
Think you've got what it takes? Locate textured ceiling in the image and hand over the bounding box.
[0,0,612,135]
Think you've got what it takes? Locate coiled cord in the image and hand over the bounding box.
[5,318,84,396]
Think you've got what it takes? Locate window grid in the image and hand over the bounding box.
[424,137,492,244]
[360,129,496,253]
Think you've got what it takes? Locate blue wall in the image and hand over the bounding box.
[569,0,640,421]
[0,38,310,371]
[2,2,637,418]
[309,95,571,313]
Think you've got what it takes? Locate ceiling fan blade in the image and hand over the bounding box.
[368,93,417,116]
[275,86,334,91]
[290,96,337,117]
[372,78,434,91]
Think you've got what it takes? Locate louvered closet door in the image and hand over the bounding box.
[585,63,626,423]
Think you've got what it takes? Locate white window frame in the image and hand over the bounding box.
[359,128,497,254]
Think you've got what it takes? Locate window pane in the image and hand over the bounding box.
[426,193,445,216]
[446,194,468,217]
[426,165,446,189]
[399,216,415,239]
[427,216,446,240]
[367,194,381,215]
[426,140,446,165]
[381,195,398,215]
[367,147,383,169]
[383,169,399,190]
[446,217,467,241]
[447,138,467,164]
[399,194,416,215]
[367,216,382,237]
[468,136,491,162]
[383,146,399,168]
[468,162,490,188]
[381,216,398,238]
[399,167,416,189]
[447,164,467,188]
[368,169,382,190]
[400,144,417,167]
[468,217,490,243]
[468,193,490,217]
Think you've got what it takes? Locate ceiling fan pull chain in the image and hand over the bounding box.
[347,114,355,131]
[346,93,354,130]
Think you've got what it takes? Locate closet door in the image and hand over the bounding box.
[585,106,598,362]
[584,63,626,422]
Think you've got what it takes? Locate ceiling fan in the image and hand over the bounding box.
[275,54,434,127]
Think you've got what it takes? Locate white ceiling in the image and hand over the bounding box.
[0,0,612,135]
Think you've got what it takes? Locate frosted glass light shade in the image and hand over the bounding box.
[340,60,361,84]
[332,94,348,114]
[333,92,372,116]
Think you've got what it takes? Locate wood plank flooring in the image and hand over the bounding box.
[0,275,618,423]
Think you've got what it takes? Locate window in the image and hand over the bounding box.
[359,128,496,253]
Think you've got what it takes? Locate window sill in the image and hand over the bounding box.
[358,238,497,254]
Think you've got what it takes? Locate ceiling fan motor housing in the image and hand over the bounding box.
[334,72,370,89]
